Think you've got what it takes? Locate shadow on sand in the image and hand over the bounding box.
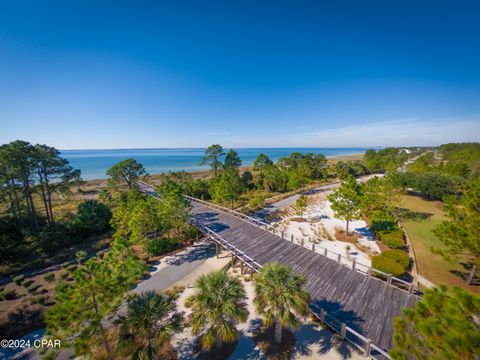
[166,243,216,266]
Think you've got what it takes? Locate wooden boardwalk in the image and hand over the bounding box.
[189,201,417,353]
[137,181,417,355]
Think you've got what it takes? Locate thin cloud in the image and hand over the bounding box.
[221,118,480,148]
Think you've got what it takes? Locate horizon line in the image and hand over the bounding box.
[57,145,423,152]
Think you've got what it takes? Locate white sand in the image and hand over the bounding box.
[172,266,367,359]
[270,190,381,268]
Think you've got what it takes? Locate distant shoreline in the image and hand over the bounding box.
[63,147,368,181]
[83,153,364,184]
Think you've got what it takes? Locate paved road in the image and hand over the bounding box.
[255,174,381,219]
[133,242,215,293]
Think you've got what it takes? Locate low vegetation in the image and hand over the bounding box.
[372,250,410,277]
[2,140,480,359]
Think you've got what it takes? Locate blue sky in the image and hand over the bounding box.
[1,0,479,149]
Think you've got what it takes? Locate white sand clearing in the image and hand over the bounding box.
[270,190,381,268]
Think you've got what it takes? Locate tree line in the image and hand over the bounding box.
[0,141,115,274]
[0,140,81,232]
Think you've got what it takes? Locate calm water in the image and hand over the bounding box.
[61,148,370,180]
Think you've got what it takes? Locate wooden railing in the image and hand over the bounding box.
[184,194,270,229]
[195,220,392,360]
[138,180,395,359]
[186,193,420,296]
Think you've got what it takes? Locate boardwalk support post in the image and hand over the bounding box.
[312,243,315,252]
[408,282,414,293]
[324,248,328,257]
[291,234,294,242]
[368,267,372,277]
[387,274,392,286]
[282,231,284,239]
[365,340,371,356]
[216,242,219,258]
[338,254,341,263]
[301,238,304,247]
[231,253,235,268]
[320,309,325,324]
[240,261,244,275]
[352,259,356,271]
[341,323,346,339]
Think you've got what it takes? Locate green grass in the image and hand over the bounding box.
[398,195,478,293]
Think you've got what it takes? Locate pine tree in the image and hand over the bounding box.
[209,169,244,208]
[45,256,140,358]
[433,178,480,284]
[390,285,480,360]
[295,195,308,218]
[107,158,146,189]
[200,144,225,177]
[327,175,363,235]
[224,149,242,170]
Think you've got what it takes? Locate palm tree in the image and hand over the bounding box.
[115,290,182,360]
[187,270,248,350]
[255,262,310,344]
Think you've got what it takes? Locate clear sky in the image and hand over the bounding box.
[1,0,479,149]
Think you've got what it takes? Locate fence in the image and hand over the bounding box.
[196,220,392,360]
[139,180,396,359]
[185,193,420,297]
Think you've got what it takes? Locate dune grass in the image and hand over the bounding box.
[398,195,478,294]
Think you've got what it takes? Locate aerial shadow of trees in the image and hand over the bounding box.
[191,212,230,233]
[166,243,215,266]
[294,323,357,359]
[394,207,433,222]
[451,261,480,286]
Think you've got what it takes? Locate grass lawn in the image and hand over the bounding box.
[398,195,479,294]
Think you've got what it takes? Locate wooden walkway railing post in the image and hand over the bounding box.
[365,340,372,357]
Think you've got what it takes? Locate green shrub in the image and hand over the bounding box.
[369,210,397,233]
[382,250,410,270]
[139,253,150,261]
[36,296,47,305]
[184,296,193,308]
[55,281,68,293]
[164,285,185,300]
[44,273,55,282]
[66,264,77,272]
[59,271,69,280]
[22,279,34,287]
[379,230,405,249]
[372,255,405,277]
[2,288,17,300]
[13,274,25,285]
[146,238,178,256]
[27,284,41,294]
[249,194,266,209]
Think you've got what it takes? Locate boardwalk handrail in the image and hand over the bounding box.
[185,193,420,297]
[185,194,270,228]
[138,180,419,296]
[138,180,396,359]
